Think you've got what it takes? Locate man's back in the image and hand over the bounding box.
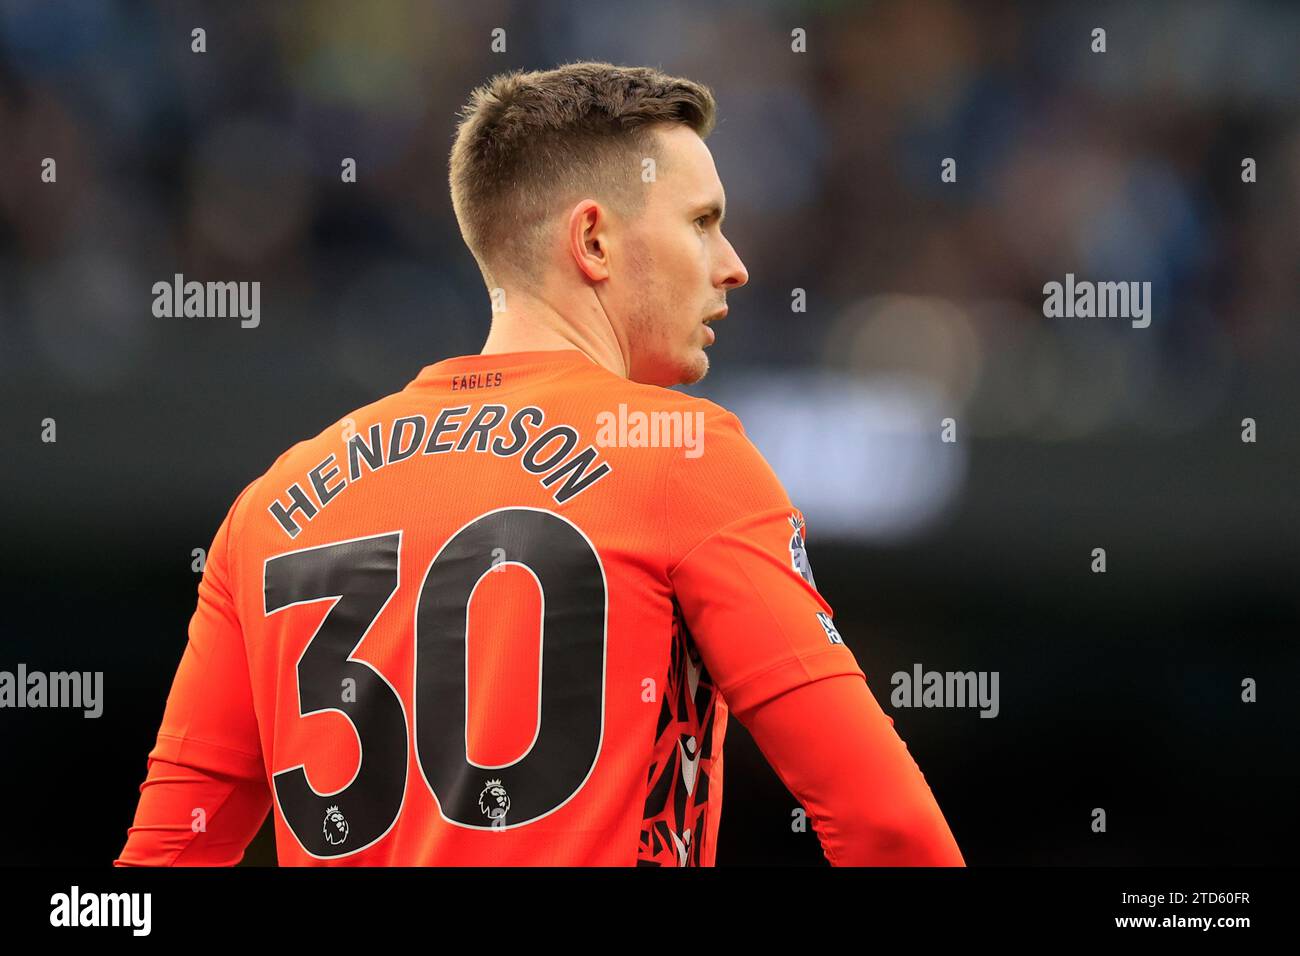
[117,348,879,865]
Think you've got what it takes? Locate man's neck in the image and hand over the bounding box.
[479,299,629,379]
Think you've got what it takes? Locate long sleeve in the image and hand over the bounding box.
[114,758,271,866]
[115,484,271,866]
[736,674,966,866]
[667,406,964,865]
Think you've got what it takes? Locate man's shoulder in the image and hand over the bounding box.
[224,389,411,534]
[589,380,761,475]
[611,379,746,428]
[271,393,399,475]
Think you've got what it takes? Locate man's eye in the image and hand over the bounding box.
[695,216,709,228]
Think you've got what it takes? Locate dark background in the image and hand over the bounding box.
[1,0,1296,865]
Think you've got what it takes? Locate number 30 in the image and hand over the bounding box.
[263,507,607,858]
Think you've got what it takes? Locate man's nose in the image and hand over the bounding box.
[720,240,748,290]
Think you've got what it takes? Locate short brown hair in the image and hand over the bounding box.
[449,61,716,289]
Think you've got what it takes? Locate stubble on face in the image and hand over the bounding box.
[622,232,709,387]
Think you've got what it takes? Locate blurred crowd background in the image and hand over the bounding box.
[1,0,1296,865]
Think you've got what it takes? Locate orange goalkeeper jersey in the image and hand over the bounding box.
[116,348,958,866]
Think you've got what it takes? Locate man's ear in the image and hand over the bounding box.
[569,199,611,282]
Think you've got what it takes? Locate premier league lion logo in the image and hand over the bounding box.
[323,805,349,846]
[788,513,816,589]
[478,779,510,823]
